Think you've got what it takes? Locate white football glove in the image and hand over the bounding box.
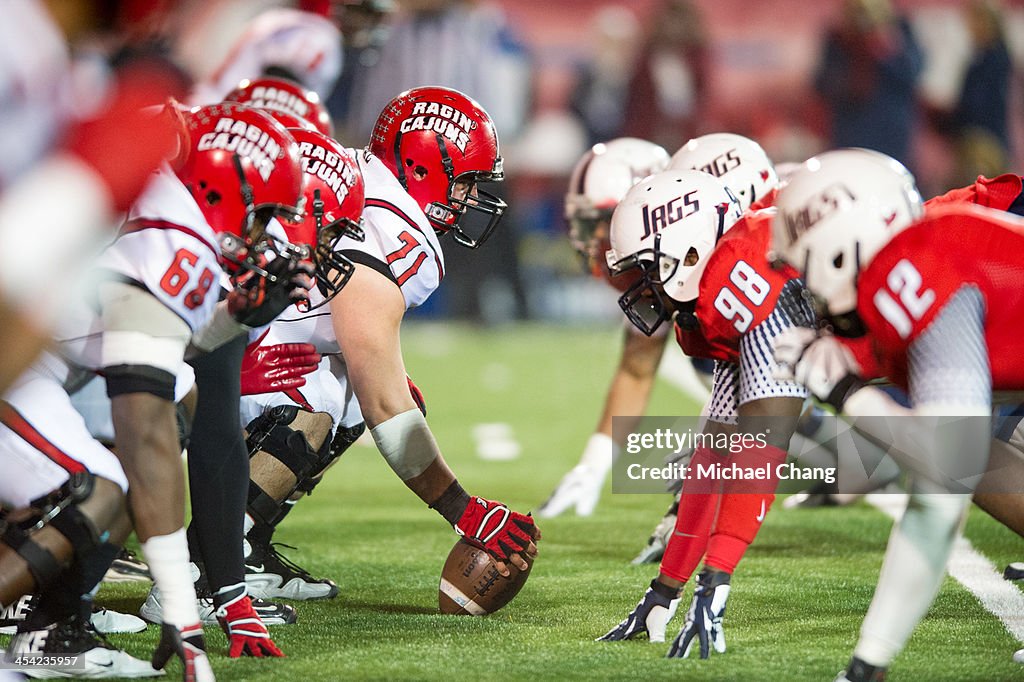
[597,581,680,643]
[538,434,615,518]
[537,464,606,518]
[773,327,865,411]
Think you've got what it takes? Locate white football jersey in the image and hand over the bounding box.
[243,151,445,430]
[262,149,444,353]
[190,8,342,104]
[55,166,223,369]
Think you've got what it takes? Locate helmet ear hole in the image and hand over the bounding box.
[413,165,428,179]
[205,190,221,206]
[833,252,844,269]
[684,247,699,266]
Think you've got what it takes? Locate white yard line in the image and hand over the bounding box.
[866,493,1024,642]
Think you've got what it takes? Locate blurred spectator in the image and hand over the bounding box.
[933,0,1013,186]
[342,0,531,144]
[620,0,709,154]
[569,5,641,147]
[335,0,533,321]
[813,0,923,167]
[325,0,396,145]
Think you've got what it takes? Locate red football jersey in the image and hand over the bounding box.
[674,210,801,363]
[924,174,1022,212]
[850,204,1024,390]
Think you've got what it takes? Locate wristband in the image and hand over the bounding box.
[429,480,471,526]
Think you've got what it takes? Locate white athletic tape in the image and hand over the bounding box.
[438,578,487,616]
[371,408,438,480]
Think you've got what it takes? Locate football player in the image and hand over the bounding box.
[0,0,189,399]
[597,166,812,660]
[224,77,335,137]
[627,133,786,564]
[139,98,360,647]
[771,149,1024,680]
[235,86,538,602]
[537,137,684,520]
[0,103,310,679]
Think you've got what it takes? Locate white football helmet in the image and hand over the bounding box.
[772,148,924,327]
[606,169,743,335]
[566,138,670,258]
[670,133,778,212]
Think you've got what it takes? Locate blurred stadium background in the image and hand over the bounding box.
[29,1,1023,678]
[190,0,1024,325]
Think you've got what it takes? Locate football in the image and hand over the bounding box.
[438,539,534,615]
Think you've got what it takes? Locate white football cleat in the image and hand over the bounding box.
[6,614,162,678]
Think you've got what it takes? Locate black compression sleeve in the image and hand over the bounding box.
[185,334,248,592]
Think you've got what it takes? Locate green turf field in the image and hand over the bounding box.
[55,324,1024,679]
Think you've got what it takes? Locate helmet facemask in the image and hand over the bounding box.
[213,153,305,279]
[307,188,365,308]
[608,198,733,336]
[420,135,506,248]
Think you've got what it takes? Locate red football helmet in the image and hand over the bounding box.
[177,103,305,264]
[225,77,333,137]
[368,86,505,248]
[288,127,366,305]
[263,109,317,132]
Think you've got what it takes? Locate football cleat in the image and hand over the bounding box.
[1003,562,1024,581]
[537,464,605,518]
[103,547,152,583]
[245,542,338,601]
[140,586,296,627]
[631,497,679,565]
[89,606,148,634]
[0,595,146,635]
[834,656,887,681]
[6,613,162,678]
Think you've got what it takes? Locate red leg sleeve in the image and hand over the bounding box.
[704,443,786,574]
[659,447,720,583]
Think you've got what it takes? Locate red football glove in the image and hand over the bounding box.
[454,497,536,563]
[215,590,284,658]
[241,342,321,395]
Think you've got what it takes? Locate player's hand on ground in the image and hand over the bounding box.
[537,464,605,518]
[455,496,539,575]
[772,327,863,410]
[240,342,321,395]
[214,585,284,658]
[666,569,730,659]
[597,580,680,643]
[151,622,216,682]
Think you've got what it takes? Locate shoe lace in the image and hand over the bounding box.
[269,542,319,581]
[73,615,117,652]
